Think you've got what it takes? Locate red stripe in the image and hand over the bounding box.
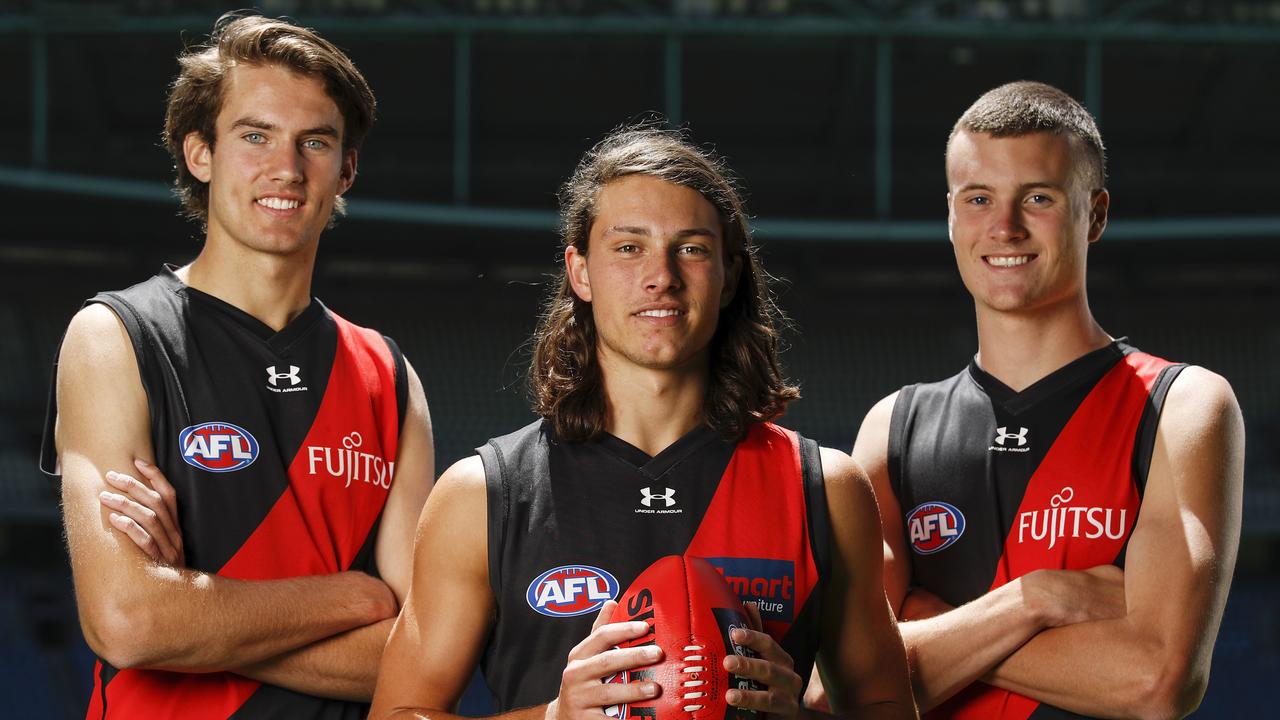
[940,353,1172,720]
[92,314,401,717]
[685,423,818,641]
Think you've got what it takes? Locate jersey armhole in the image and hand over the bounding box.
[477,442,508,601]
[40,296,159,479]
[800,437,832,586]
[382,334,410,432]
[886,385,916,501]
[1132,363,1187,497]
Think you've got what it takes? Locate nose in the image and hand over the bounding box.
[643,250,682,293]
[267,143,305,185]
[989,203,1029,244]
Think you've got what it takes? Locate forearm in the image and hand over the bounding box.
[383,702,548,720]
[236,617,394,701]
[984,615,1183,719]
[96,565,393,672]
[899,579,1043,711]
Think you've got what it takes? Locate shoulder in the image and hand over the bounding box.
[1157,365,1243,455]
[818,448,878,514]
[60,303,135,373]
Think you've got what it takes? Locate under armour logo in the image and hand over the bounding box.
[640,487,676,508]
[266,365,301,387]
[994,426,1029,447]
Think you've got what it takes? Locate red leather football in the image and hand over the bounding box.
[603,555,761,720]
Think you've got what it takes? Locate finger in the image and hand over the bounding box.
[730,626,794,670]
[135,458,180,523]
[99,490,178,563]
[566,645,662,684]
[567,676,661,710]
[107,469,183,563]
[573,620,654,659]
[726,685,798,715]
[591,600,619,632]
[724,652,800,694]
[108,512,162,562]
[743,600,763,632]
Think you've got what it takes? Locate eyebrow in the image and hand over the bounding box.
[955,181,1066,194]
[230,117,339,137]
[603,225,719,239]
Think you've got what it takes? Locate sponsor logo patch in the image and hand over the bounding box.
[1017,486,1129,549]
[907,501,966,555]
[990,426,1031,453]
[178,422,259,473]
[703,557,796,622]
[526,565,619,618]
[636,486,682,515]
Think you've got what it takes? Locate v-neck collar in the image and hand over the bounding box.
[597,424,722,481]
[968,339,1129,416]
[160,264,326,355]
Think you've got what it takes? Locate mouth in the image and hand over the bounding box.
[256,196,303,211]
[983,254,1035,268]
[634,308,685,318]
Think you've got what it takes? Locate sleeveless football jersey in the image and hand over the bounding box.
[40,267,407,720]
[479,420,831,711]
[888,340,1183,720]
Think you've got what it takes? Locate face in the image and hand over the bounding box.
[946,130,1108,315]
[566,174,741,373]
[184,63,356,258]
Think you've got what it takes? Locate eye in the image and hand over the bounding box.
[1027,193,1053,205]
[302,138,329,150]
[616,243,641,254]
[677,244,710,256]
[966,195,990,206]
[243,132,266,144]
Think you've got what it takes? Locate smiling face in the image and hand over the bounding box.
[183,63,355,259]
[946,130,1108,316]
[566,174,740,375]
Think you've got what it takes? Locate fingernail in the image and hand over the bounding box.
[108,512,123,525]
[134,458,150,468]
[730,627,746,641]
[99,491,116,503]
[644,682,659,697]
[633,621,651,633]
[644,646,662,661]
[105,471,117,480]
[726,690,740,705]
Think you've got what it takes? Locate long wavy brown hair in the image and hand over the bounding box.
[530,124,800,443]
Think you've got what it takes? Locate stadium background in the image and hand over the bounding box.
[1,0,1277,716]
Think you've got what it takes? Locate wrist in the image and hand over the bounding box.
[1014,571,1054,629]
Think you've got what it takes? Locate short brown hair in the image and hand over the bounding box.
[530,124,800,443]
[948,81,1106,191]
[163,12,376,223]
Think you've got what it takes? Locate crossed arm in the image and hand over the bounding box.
[55,303,434,699]
[849,368,1243,718]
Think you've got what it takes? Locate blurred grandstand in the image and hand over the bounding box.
[1,0,1277,716]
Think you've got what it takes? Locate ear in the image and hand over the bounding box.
[183,131,213,184]
[720,252,744,309]
[1087,189,1110,244]
[565,244,591,303]
[946,191,956,245]
[336,148,358,197]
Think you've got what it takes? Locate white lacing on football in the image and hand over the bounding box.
[680,645,708,712]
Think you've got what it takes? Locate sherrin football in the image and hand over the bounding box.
[603,555,761,720]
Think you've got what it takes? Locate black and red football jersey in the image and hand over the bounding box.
[478,420,832,711]
[40,267,408,720]
[888,340,1183,720]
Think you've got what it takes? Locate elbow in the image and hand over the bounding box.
[79,592,164,670]
[1127,657,1207,720]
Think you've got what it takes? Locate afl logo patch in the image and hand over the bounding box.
[526,565,619,618]
[907,501,965,555]
[178,422,259,473]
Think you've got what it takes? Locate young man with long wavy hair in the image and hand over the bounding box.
[370,126,915,719]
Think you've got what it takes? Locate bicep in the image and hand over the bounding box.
[55,305,158,643]
[377,359,435,605]
[372,456,494,713]
[818,448,914,712]
[1121,367,1243,671]
[850,392,909,613]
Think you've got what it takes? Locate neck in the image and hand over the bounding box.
[179,240,317,331]
[599,350,710,457]
[973,294,1111,392]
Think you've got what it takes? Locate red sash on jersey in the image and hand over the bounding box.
[685,423,820,644]
[88,315,400,719]
[933,352,1173,720]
